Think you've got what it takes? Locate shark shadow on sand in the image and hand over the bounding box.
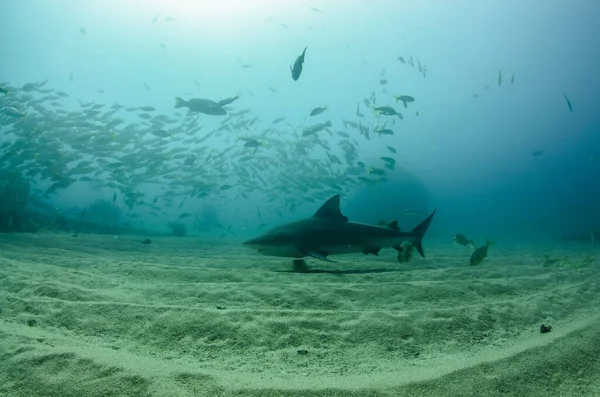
[275,259,407,274]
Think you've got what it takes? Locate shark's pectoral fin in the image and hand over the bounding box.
[303,248,337,263]
[387,221,400,231]
[362,247,381,256]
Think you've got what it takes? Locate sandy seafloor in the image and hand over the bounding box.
[1,232,599,397]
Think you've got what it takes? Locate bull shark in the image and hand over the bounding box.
[243,194,436,262]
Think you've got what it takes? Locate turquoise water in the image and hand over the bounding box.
[1,3,600,394]
[2,0,598,245]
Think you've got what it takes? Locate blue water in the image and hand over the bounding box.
[1,0,599,244]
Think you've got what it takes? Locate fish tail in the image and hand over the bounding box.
[485,236,495,247]
[393,95,399,103]
[411,208,437,258]
[174,97,187,108]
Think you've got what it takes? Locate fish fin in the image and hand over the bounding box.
[411,208,437,258]
[362,247,381,256]
[303,248,336,262]
[313,194,348,222]
[392,244,403,252]
[387,220,400,231]
[485,236,495,246]
[174,97,187,108]
[402,100,408,108]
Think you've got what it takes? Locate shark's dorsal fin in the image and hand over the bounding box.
[388,221,400,231]
[314,195,348,222]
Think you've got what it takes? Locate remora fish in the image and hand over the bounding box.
[290,47,307,81]
[243,194,436,262]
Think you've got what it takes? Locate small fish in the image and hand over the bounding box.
[511,73,515,84]
[1,107,26,118]
[532,150,544,157]
[380,79,388,85]
[403,208,424,216]
[380,157,396,166]
[302,120,332,137]
[217,95,240,107]
[386,145,396,153]
[397,56,406,64]
[179,197,187,209]
[563,94,573,112]
[310,106,328,116]
[141,239,152,244]
[498,70,502,86]
[368,168,387,176]
[290,47,307,81]
[113,192,117,203]
[0,86,9,97]
[470,237,494,265]
[453,234,476,247]
[272,117,285,124]
[79,27,86,35]
[179,213,192,219]
[396,241,415,263]
[152,129,171,138]
[138,106,156,112]
[219,184,232,191]
[375,129,394,136]
[244,139,263,148]
[394,95,415,108]
[183,154,196,166]
[372,106,402,118]
[356,102,364,118]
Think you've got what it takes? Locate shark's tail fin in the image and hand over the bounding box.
[411,208,437,258]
